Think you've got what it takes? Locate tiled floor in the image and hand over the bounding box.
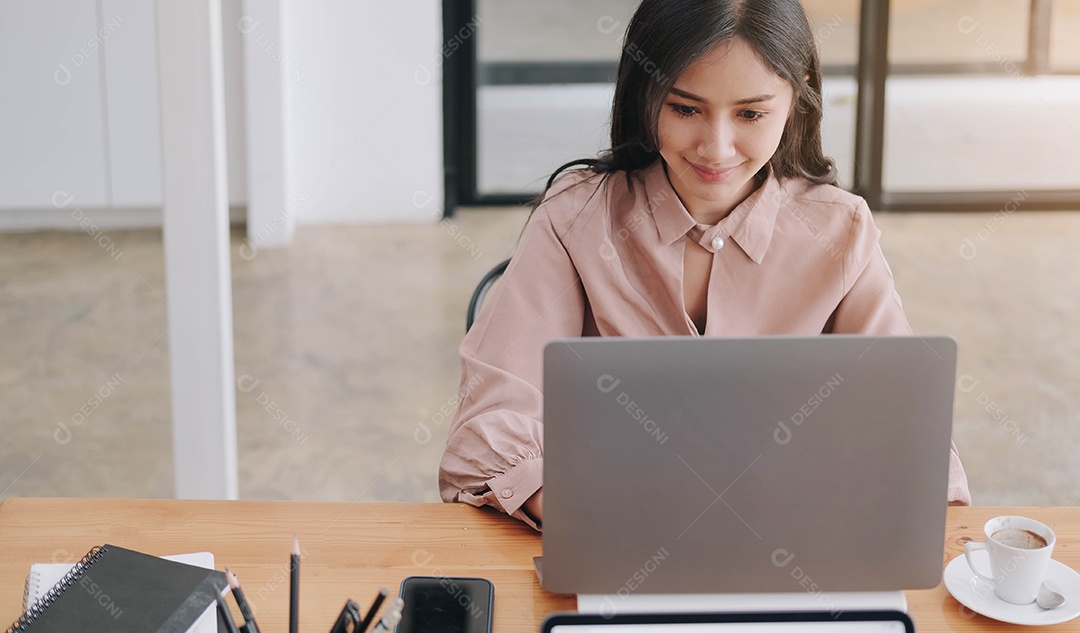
[1,206,1079,508]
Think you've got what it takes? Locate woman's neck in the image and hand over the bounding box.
[665,164,766,226]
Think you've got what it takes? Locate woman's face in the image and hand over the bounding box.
[657,37,795,223]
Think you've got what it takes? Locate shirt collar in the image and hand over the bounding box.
[641,159,781,264]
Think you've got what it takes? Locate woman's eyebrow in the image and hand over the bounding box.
[669,86,776,106]
[733,94,776,105]
[670,87,708,103]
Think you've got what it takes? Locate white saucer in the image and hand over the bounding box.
[944,550,1080,626]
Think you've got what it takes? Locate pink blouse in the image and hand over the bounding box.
[439,159,972,530]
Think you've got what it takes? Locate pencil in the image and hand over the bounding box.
[372,597,404,631]
[290,534,300,633]
[216,593,242,633]
[226,568,260,633]
[357,587,388,633]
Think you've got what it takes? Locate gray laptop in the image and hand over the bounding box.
[541,336,956,595]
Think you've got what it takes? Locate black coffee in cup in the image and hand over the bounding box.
[992,528,1049,549]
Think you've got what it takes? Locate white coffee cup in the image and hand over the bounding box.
[963,515,1056,605]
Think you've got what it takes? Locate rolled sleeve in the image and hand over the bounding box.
[486,457,544,513]
[948,441,972,505]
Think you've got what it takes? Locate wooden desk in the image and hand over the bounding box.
[0,499,1076,632]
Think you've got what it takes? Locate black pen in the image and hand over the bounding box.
[216,593,242,633]
[328,599,361,633]
[290,534,300,633]
[357,587,388,633]
[226,568,260,633]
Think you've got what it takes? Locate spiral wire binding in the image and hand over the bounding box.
[6,545,107,633]
[20,571,40,619]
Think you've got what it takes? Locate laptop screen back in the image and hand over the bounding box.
[542,336,956,595]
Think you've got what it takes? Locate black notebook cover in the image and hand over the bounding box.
[7,544,227,633]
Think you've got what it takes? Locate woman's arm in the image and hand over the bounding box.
[829,201,908,335]
[439,178,592,530]
[831,201,972,505]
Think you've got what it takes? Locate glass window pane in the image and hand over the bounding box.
[477,0,636,63]
[805,0,861,189]
[478,84,613,195]
[476,1,634,196]
[820,77,858,189]
[888,0,1029,66]
[884,0,1080,193]
[1050,0,1080,71]
[884,76,1080,192]
[804,0,860,67]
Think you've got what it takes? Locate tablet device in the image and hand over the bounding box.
[541,610,915,632]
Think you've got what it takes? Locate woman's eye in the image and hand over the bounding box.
[739,110,766,122]
[669,103,698,118]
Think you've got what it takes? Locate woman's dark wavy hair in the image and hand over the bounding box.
[532,0,837,210]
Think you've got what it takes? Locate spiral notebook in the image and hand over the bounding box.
[7,544,227,633]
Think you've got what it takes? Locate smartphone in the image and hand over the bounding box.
[395,575,494,633]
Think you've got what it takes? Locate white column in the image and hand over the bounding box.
[156,0,238,499]
[239,0,295,247]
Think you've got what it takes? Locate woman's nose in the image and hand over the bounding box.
[696,119,737,163]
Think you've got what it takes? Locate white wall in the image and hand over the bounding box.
[102,0,164,207]
[283,0,442,224]
[0,0,109,210]
[0,0,443,228]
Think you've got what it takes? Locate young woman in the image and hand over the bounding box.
[440,0,971,530]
